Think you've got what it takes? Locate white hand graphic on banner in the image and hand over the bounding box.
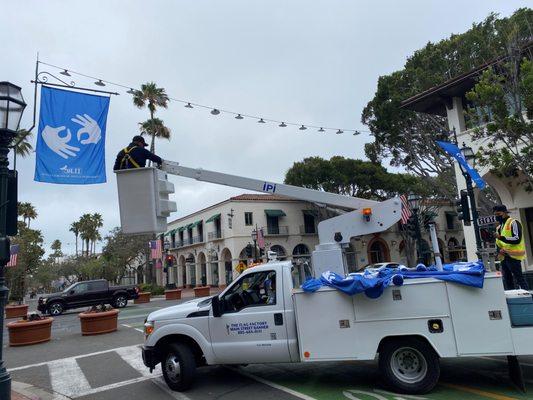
[72,114,102,144]
[42,125,81,159]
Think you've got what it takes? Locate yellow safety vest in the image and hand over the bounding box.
[495,218,526,261]
[119,146,141,169]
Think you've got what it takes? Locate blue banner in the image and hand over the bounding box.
[436,141,486,189]
[35,87,109,184]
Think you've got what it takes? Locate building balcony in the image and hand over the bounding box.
[265,226,289,236]
[193,235,204,244]
[208,231,223,241]
[299,225,317,235]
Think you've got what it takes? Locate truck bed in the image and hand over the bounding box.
[293,273,533,362]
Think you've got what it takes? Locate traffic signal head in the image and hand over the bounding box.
[455,189,471,226]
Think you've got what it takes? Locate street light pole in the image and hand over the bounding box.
[251,225,258,262]
[0,82,27,400]
[408,193,424,265]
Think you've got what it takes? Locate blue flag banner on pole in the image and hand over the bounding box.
[436,141,486,189]
[35,86,110,184]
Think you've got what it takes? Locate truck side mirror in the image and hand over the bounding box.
[212,295,222,318]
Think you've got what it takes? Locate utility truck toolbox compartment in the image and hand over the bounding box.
[505,290,533,327]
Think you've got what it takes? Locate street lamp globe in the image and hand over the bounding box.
[0,82,27,132]
[251,229,258,241]
[407,193,421,212]
[460,143,475,166]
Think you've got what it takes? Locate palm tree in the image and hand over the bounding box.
[17,202,37,227]
[78,214,93,257]
[69,221,81,256]
[14,129,33,158]
[139,118,171,144]
[90,213,104,254]
[50,239,63,264]
[132,82,169,155]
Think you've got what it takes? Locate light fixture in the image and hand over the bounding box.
[126,88,135,94]
[318,127,325,132]
[299,125,307,131]
[185,102,193,108]
[391,240,397,247]
[0,81,27,132]
[336,129,343,134]
[460,142,475,166]
[235,114,243,119]
[279,122,287,127]
[211,108,220,115]
[95,80,105,87]
[407,193,421,212]
[361,240,367,247]
[251,229,258,241]
[353,130,360,135]
[258,118,265,123]
[60,69,71,77]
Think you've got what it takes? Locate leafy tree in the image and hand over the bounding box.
[362,9,533,198]
[132,82,170,155]
[465,53,533,191]
[17,202,37,227]
[7,222,45,303]
[50,239,63,263]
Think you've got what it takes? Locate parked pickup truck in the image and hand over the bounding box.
[141,261,533,395]
[38,279,139,315]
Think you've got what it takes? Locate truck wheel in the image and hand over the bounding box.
[48,302,64,316]
[113,295,128,308]
[162,343,196,391]
[378,337,439,394]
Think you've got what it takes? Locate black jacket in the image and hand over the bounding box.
[113,143,163,170]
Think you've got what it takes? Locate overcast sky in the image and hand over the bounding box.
[2,0,529,255]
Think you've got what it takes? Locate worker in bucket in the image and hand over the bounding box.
[493,205,528,290]
[113,135,162,170]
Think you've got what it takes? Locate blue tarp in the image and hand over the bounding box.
[301,261,485,299]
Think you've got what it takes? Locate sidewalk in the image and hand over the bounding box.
[12,381,70,400]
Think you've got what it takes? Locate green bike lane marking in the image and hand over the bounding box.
[239,359,531,400]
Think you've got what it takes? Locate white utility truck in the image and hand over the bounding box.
[114,162,533,395]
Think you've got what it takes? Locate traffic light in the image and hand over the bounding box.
[455,189,471,226]
[245,244,253,258]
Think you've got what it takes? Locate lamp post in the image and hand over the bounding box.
[251,226,258,262]
[0,81,27,400]
[407,193,423,264]
[164,239,170,287]
[459,143,482,253]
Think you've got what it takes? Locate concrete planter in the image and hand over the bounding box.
[134,292,151,304]
[165,289,182,300]
[79,309,119,336]
[5,304,28,319]
[194,286,210,298]
[7,317,53,346]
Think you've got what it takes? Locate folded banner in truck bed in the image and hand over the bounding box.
[302,261,485,298]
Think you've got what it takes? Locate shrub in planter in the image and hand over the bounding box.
[165,289,182,300]
[134,292,151,304]
[7,312,53,346]
[5,304,29,319]
[79,304,119,336]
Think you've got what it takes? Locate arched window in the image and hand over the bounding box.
[367,238,390,264]
[292,244,310,257]
[270,245,286,260]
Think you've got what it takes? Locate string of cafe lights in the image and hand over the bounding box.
[38,60,370,136]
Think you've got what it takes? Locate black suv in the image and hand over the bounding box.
[37,279,140,316]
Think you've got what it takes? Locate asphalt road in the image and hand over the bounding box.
[4,297,533,400]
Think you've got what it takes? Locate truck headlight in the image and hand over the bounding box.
[144,321,154,337]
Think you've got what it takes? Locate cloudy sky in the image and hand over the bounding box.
[2,0,528,255]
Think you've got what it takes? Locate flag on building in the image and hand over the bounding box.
[150,240,162,259]
[257,228,265,249]
[7,245,19,267]
[400,195,412,225]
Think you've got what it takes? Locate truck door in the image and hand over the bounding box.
[87,281,110,305]
[68,282,90,308]
[209,270,291,364]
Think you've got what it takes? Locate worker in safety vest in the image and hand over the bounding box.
[493,204,528,290]
[113,135,163,170]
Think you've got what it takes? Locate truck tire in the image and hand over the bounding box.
[378,337,440,394]
[47,302,64,316]
[162,343,196,391]
[113,294,128,308]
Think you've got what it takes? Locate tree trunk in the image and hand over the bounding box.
[75,235,78,256]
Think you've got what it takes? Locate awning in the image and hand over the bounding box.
[164,229,175,236]
[177,226,186,232]
[205,213,221,223]
[187,220,202,228]
[265,209,286,217]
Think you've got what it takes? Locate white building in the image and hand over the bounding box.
[402,66,532,270]
[163,195,464,288]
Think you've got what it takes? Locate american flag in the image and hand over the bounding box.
[149,240,162,259]
[7,245,19,267]
[257,228,265,249]
[400,195,412,225]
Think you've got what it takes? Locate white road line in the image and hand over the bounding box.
[48,358,92,399]
[8,343,142,372]
[116,345,160,377]
[152,377,193,400]
[72,374,162,398]
[230,367,317,400]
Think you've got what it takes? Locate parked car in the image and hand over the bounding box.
[37,279,140,316]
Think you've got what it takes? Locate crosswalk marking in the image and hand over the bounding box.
[48,358,92,398]
[116,345,160,377]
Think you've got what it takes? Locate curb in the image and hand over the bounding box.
[12,381,71,400]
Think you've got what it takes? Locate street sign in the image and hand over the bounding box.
[477,215,497,226]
